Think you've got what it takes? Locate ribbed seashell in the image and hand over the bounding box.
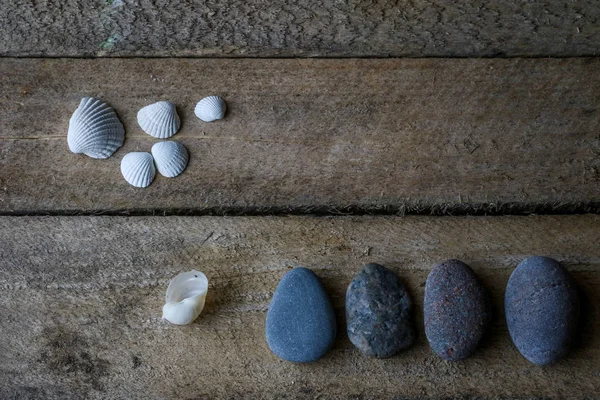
[137,101,180,138]
[163,270,209,325]
[151,141,189,178]
[120,152,156,188]
[194,96,226,122]
[67,97,124,159]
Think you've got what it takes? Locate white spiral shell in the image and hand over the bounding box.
[151,141,189,178]
[67,97,125,159]
[163,270,209,325]
[194,96,226,122]
[137,101,180,139]
[120,152,156,188]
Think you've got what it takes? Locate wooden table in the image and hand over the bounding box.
[1,2,599,399]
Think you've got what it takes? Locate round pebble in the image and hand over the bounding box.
[265,267,337,363]
[505,256,580,365]
[424,259,491,361]
[346,263,415,358]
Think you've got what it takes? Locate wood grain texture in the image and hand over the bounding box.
[1,58,600,213]
[1,0,600,57]
[0,215,598,399]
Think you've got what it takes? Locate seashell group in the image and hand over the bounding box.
[137,101,180,139]
[163,270,209,325]
[120,152,156,188]
[67,96,225,187]
[151,141,189,178]
[195,96,226,122]
[68,97,125,159]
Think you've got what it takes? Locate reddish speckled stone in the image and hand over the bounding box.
[424,259,491,361]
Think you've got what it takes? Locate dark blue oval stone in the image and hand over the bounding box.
[424,259,491,361]
[505,256,579,365]
[346,263,414,358]
[265,268,336,363]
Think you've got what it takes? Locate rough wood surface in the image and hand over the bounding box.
[1,0,600,57]
[1,58,599,214]
[0,215,598,399]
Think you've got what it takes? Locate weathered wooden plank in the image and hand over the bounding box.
[0,215,598,399]
[1,0,600,57]
[1,58,599,213]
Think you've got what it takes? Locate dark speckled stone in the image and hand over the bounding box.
[424,259,491,361]
[505,256,580,365]
[346,263,414,358]
[266,267,336,363]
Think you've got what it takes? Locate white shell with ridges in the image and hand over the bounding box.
[137,101,180,138]
[163,270,209,325]
[120,152,156,188]
[194,96,226,122]
[151,141,189,178]
[67,97,124,159]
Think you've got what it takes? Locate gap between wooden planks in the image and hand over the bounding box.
[0,58,599,214]
[0,215,598,399]
[1,0,600,57]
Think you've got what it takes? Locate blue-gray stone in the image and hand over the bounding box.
[424,259,491,361]
[505,256,580,365]
[265,267,336,363]
[346,263,414,358]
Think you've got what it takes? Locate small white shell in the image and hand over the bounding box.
[194,96,226,122]
[163,270,209,325]
[120,152,156,188]
[137,101,180,138]
[68,97,125,159]
[151,141,189,178]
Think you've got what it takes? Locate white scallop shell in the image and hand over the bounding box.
[120,152,156,188]
[162,270,209,325]
[194,96,226,122]
[151,141,189,178]
[67,97,125,159]
[137,101,180,138]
